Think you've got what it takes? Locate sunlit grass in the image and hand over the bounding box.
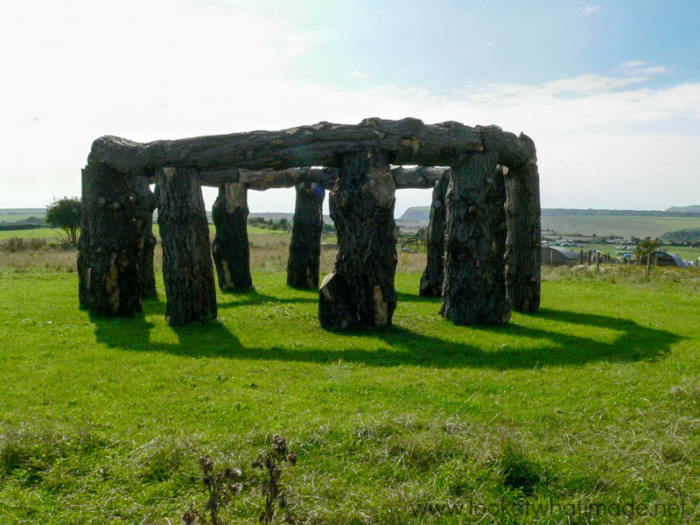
[0,257,698,523]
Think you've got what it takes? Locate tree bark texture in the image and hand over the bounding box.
[89,118,487,174]
[191,165,450,190]
[419,173,448,297]
[77,167,91,309]
[505,134,541,313]
[211,183,253,292]
[132,175,157,299]
[287,182,325,289]
[441,152,511,325]
[78,161,142,316]
[319,149,398,330]
[156,168,217,326]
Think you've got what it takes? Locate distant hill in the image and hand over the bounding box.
[0,208,45,216]
[660,228,700,244]
[397,206,700,239]
[666,205,700,214]
[0,209,46,230]
[543,208,700,218]
[395,206,430,232]
[3,206,699,240]
[400,206,700,224]
[399,206,430,222]
[249,212,293,221]
[542,215,700,239]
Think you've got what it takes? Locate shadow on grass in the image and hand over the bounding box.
[217,288,318,309]
[91,294,681,370]
[91,299,245,355]
[395,291,441,304]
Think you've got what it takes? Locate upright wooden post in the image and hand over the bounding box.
[287,182,325,289]
[156,168,217,326]
[504,134,541,313]
[212,183,253,291]
[419,173,448,297]
[78,168,92,309]
[441,152,511,325]
[132,175,157,299]
[78,161,142,316]
[319,149,397,330]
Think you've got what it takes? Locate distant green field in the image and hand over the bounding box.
[0,214,45,223]
[0,228,61,240]
[542,215,700,238]
[0,208,45,220]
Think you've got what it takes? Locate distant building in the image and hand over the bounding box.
[541,246,579,267]
[640,251,687,268]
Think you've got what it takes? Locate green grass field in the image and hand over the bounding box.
[0,214,44,224]
[0,228,62,240]
[542,215,700,239]
[0,209,46,223]
[0,257,698,523]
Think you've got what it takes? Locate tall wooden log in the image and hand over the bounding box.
[199,165,450,189]
[505,134,541,313]
[419,173,448,297]
[132,175,157,299]
[156,168,217,326]
[441,152,511,325]
[287,182,325,289]
[319,149,397,330]
[211,183,253,292]
[78,161,142,316]
[89,118,486,174]
[77,167,91,309]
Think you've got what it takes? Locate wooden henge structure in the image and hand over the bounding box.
[78,118,541,329]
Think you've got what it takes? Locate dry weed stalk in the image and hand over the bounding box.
[182,456,242,525]
[252,434,298,525]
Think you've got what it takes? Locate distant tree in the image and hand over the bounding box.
[46,196,81,246]
[416,227,428,246]
[634,236,661,263]
[248,217,266,227]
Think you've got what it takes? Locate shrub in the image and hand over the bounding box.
[46,197,81,246]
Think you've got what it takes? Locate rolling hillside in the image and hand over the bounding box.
[398,206,700,239]
[4,206,700,241]
[541,215,700,239]
[666,205,700,214]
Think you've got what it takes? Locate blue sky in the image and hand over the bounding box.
[1,0,698,214]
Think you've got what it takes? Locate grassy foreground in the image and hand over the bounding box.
[0,263,698,524]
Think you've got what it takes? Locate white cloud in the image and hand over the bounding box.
[0,1,697,213]
[350,71,368,80]
[620,60,669,77]
[540,133,700,210]
[582,6,601,16]
[621,61,647,68]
